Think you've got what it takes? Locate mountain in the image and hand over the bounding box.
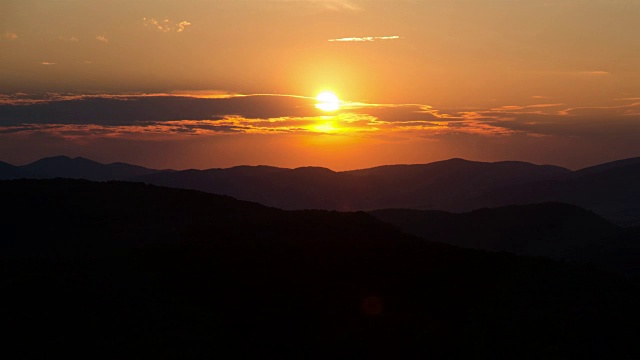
[1,179,638,358]
[135,158,571,211]
[19,155,164,181]
[343,158,572,210]
[0,161,35,180]
[135,157,640,225]
[3,155,640,225]
[370,203,640,276]
[476,157,640,226]
[574,156,640,177]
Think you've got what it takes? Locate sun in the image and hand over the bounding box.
[315,91,340,112]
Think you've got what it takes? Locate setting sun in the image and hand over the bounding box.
[315,91,340,112]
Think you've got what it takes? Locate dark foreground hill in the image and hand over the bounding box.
[1,179,638,358]
[371,203,640,276]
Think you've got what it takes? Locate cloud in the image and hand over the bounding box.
[176,21,192,32]
[491,103,564,111]
[0,94,638,146]
[557,102,640,117]
[314,0,360,11]
[59,36,79,42]
[328,36,402,42]
[39,62,56,66]
[273,0,361,12]
[0,94,319,126]
[143,18,192,33]
[3,32,18,41]
[96,35,108,43]
[578,71,609,76]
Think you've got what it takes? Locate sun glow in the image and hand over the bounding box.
[315,91,340,112]
[313,121,338,133]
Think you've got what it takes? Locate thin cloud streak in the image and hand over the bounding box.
[578,71,609,76]
[328,35,401,42]
[59,36,79,42]
[273,0,361,12]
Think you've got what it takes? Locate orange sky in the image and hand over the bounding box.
[1,0,639,170]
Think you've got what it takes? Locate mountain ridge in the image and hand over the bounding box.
[2,155,640,225]
[1,178,638,357]
[370,202,640,276]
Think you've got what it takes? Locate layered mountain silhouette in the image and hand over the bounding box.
[371,203,640,276]
[21,155,163,181]
[2,155,640,225]
[0,161,35,180]
[1,179,638,358]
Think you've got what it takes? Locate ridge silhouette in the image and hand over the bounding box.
[370,203,640,276]
[2,155,640,225]
[1,179,638,358]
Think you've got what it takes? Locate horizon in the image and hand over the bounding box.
[2,1,640,169]
[3,153,637,173]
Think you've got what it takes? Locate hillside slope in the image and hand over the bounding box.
[371,203,640,275]
[1,179,637,358]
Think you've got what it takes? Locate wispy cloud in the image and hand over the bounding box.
[1,94,638,144]
[273,0,361,12]
[39,62,56,66]
[0,94,525,138]
[3,32,18,41]
[143,18,192,33]
[328,35,401,42]
[176,21,192,32]
[491,103,564,111]
[59,36,79,42]
[557,102,640,117]
[314,0,360,11]
[96,35,109,43]
[579,71,609,76]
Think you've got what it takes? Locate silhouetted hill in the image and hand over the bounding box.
[135,164,367,210]
[477,159,640,226]
[135,158,571,211]
[1,179,637,358]
[0,161,35,180]
[370,203,640,276]
[344,159,572,210]
[25,155,164,180]
[574,156,640,177]
[4,155,640,225]
[20,155,163,181]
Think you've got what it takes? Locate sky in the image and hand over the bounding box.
[1,0,640,170]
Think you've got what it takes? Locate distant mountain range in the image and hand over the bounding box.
[1,179,638,357]
[2,155,640,225]
[0,155,167,181]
